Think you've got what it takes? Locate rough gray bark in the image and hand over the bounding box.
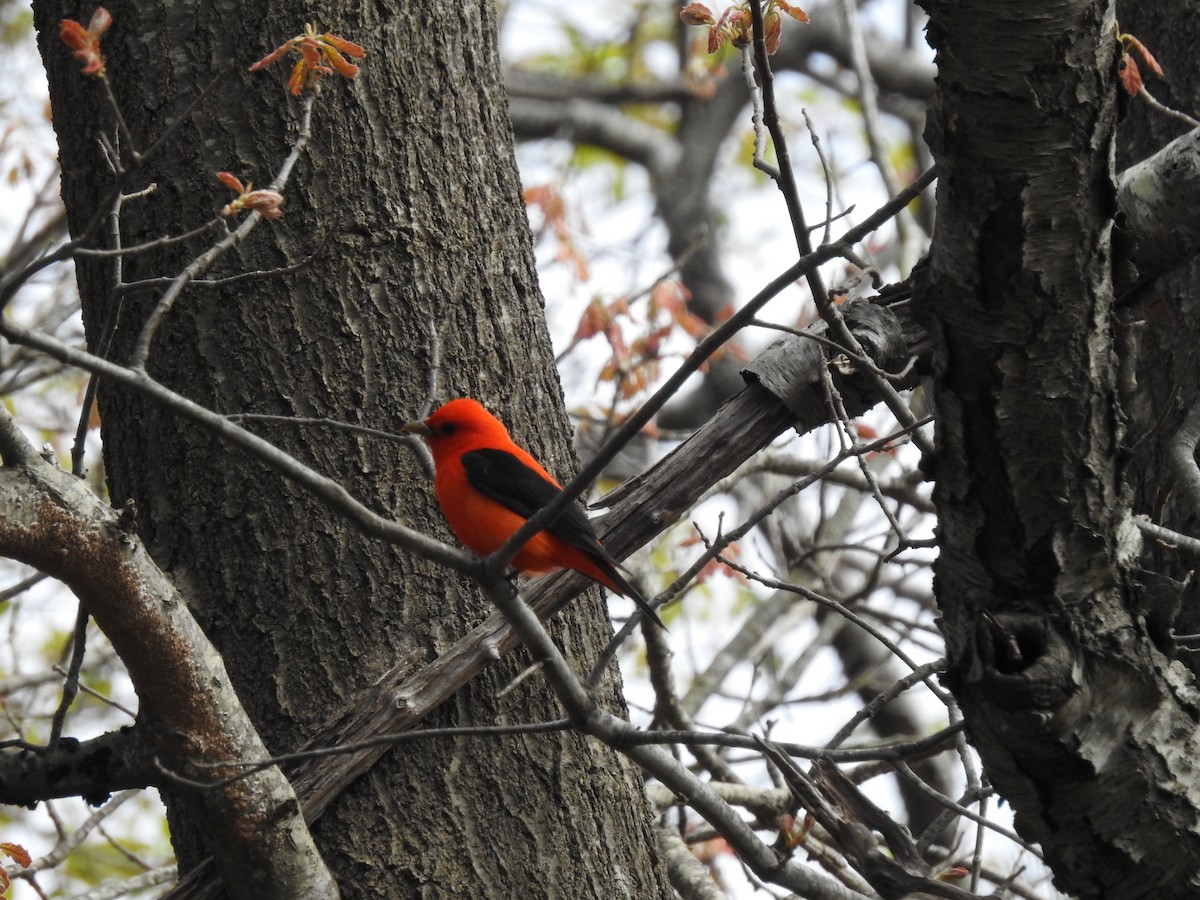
[32,0,670,896]
[918,1,1200,896]
[1115,2,1200,668]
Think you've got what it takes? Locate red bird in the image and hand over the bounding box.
[403,398,664,628]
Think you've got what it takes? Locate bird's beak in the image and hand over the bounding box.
[401,419,433,438]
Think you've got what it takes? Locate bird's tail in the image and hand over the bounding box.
[590,558,666,630]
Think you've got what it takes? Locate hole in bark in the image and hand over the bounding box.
[988,616,1047,674]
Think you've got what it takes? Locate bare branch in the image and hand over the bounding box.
[0,406,338,899]
[0,728,154,805]
[0,317,473,575]
[129,93,317,368]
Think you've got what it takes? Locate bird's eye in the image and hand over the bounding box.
[439,422,458,436]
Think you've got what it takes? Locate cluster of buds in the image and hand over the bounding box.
[680,1,809,55]
[59,6,111,77]
[61,10,366,101]
[216,172,284,220]
[249,23,366,96]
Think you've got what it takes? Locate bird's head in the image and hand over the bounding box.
[402,398,511,457]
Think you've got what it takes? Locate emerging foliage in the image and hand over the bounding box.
[249,23,366,96]
[58,7,110,77]
[216,171,285,220]
[680,0,809,54]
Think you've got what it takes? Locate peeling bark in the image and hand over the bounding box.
[917,1,1200,896]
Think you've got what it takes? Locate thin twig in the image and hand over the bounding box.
[0,318,475,575]
[9,791,139,879]
[1137,85,1200,128]
[129,93,317,368]
[420,316,442,420]
[114,235,329,295]
[0,571,48,602]
[743,47,780,179]
[825,658,946,750]
[747,21,828,314]
[97,77,136,163]
[166,717,962,793]
[802,109,837,247]
[162,719,575,789]
[50,666,137,719]
[47,605,90,747]
[823,363,909,544]
[73,217,224,259]
[893,761,1043,860]
[721,555,950,704]
[971,788,989,894]
[835,0,896,197]
[227,414,413,446]
[0,69,235,313]
[747,3,935,458]
[61,865,177,900]
[587,420,931,687]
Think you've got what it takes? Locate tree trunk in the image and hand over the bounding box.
[1115,1,1200,668]
[34,0,670,896]
[918,1,1200,896]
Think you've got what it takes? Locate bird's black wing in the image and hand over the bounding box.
[460,448,603,555]
[461,447,666,629]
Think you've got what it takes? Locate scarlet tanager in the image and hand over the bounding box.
[403,398,664,628]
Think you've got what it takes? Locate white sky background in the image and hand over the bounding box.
[0,1,1063,897]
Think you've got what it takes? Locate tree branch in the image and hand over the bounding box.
[0,408,338,900]
[0,727,155,806]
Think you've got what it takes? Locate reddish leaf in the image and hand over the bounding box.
[778,812,813,848]
[775,0,811,23]
[1119,55,1143,96]
[524,184,589,281]
[249,42,293,72]
[287,58,308,96]
[250,25,366,95]
[59,19,89,52]
[321,45,360,79]
[724,9,752,48]
[679,2,717,26]
[0,842,30,867]
[321,33,366,59]
[690,835,734,862]
[87,6,112,38]
[240,189,285,219]
[855,421,879,441]
[571,297,612,344]
[216,171,246,193]
[217,172,284,220]
[59,7,111,77]
[1123,33,1163,77]
[764,10,782,54]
